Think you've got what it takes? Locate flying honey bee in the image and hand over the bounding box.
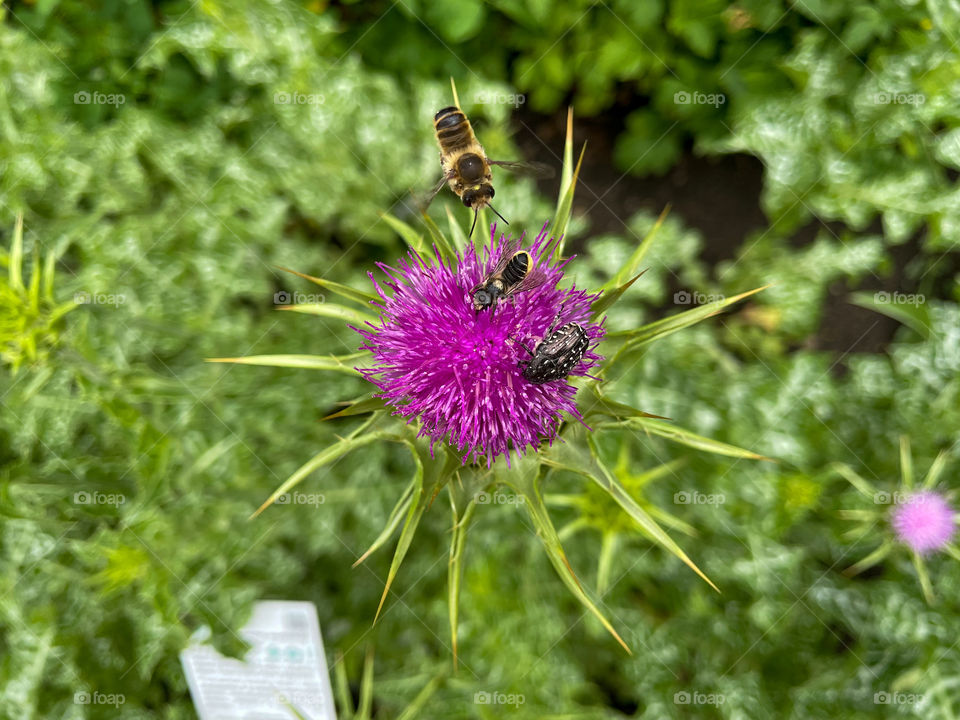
[424,105,554,236]
[470,240,549,311]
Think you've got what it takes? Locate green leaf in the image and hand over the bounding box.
[323,394,387,420]
[9,213,23,292]
[499,454,632,653]
[382,213,428,254]
[581,383,667,422]
[601,204,669,290]
[251,418,396,518]
[276,266,380,307]
[333,652,354,719]
[900,435,913,488]
[552,138,586,260]
[357,646,375,720]
[277,302,380,327]
[590,270,647,320]
[445,204,469,253]
[374,443,458,623]
[844,542,892,577]
[544,435,720,593]
[419,211,458,262]
[447,493,476,669]
[353,476,417,568]
[611,417,771,461]
[850,290,931,339]
[395,673,445,720]
[606,285,770,349]
[923,450,950,489]
[206,353,367,376]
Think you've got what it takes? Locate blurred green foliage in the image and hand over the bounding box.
[1,0,959,718]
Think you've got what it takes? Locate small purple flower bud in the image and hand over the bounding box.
[892,490,956,554]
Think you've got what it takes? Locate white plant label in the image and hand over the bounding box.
[181,600,336,720]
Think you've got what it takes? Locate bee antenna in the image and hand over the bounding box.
[488,204,509,225]
[468,208,479,238]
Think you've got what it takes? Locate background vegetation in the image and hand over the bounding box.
[1,0,958,717]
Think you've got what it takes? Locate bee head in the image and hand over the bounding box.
[471,287,493,311]
[462,184,494,208]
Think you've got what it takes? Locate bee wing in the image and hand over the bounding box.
[414,174,451,212]
[509,266,551,296]
[487,159,556,179]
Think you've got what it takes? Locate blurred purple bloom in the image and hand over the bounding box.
[892,490,955,554]
[355,222,604,466]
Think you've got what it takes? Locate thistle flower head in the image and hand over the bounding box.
[892,490,955,554]
[355,222,603,466]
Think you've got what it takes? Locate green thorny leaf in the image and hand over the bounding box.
[0,214,76,372]
[552,108,586,261]
[600,285,771,374]
[496,453,632,653]
[542,428,720,594]
[249,414,401,518]
[352,441,460,624]
[333,645,445,720]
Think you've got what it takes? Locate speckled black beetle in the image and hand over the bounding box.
[516,320,589,384]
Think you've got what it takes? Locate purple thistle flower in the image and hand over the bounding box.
[892,490,956,554]
[355,222,604,466]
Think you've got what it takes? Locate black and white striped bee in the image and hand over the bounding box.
[516,320,589,384]
[471,242,549,312]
